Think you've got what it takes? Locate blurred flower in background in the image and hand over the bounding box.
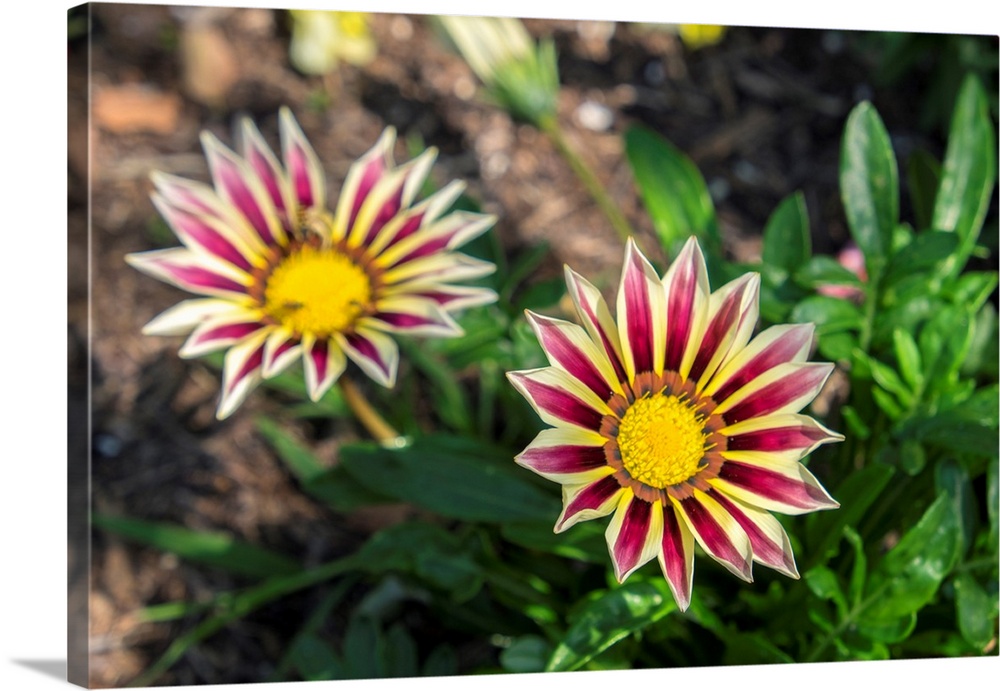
[128,109,496,418]
[677,24,727,50]
[817,242,867,301]
[288,10,376,75]
[438,15,559,126]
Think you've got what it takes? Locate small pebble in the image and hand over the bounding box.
[575,100,614,132]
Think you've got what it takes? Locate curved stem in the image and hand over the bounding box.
[538,114,635,245]
[339,375,402,445]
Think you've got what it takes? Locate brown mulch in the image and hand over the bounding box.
[68,5,948,687]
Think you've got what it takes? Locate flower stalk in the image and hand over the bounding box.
[339,375,402,445]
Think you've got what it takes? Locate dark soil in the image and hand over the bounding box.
[68,4,968,687]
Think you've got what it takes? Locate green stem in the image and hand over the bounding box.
[538,114,634,244]
[339,376,403,446]
[130,555,362,687]
[858,267,882,353]
[805,581,889,662]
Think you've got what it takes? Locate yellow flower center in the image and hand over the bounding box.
[617,393,707,489]
[263,245,372,336]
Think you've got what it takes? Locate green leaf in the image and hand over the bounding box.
[383,624,420,678]
[805,566,848,619]
[882,231,960,285]
[892,329,924,392]
[935,459,977,557]
[342,616,383,679]
[844,526,867,609]
[338,435,554,523]
[954,573,997,650]
[624,125,720,253]
[762,191,811,273]
[853,350,913,408]
[794,255,864,290]
[988,458,999,544]
[947,271,999,312]
[907,149,941,232]
[500,635,552,673]
[840,101,899,270]
[352,522,484,599]
[257,418,393,511]
[856,612,917,644]
[721,632,795,665]
[500,519,607,563]
[932,75,998,279]
[790,295,864,335]
[860,493,961,624]
[807,463,894,566]
[546,581,676,672]
[919,307,975,397]
[92,514,300,579]
[422,645,458,677]
[256,417,326,483]
[289,634,342,681]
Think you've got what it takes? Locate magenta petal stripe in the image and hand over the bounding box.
[607,494,662,581]
[262,330,301,379]
[518,442,608,478]
[339,327,399,388]
[689,273,759,386]
[279,107,326,212]
[726,415,842,458]
[662,238,709,375]
[710,490,798,578]
[658,508,694,610]
[240,118,295,229]
[202,133,284,248]
[565,266,628,383]
[152,195,258,272]
[508,370,608,431]
[715,458,839,514]
[180,319,266,358]
[716,362,833,424]
[527,313,620,400]
[618,240,661,377]
[126,249,250,298]
[674,493,753,581]
[217,331,269,419]
[706,323,815,403]
[556,475,623,532]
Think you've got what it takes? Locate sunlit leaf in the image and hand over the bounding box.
[840,101,899,270]
[546,580,676,672]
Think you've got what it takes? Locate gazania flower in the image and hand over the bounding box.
[128,108,496,419]
[508,237,842,610]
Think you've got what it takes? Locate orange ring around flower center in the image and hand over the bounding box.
[601,370,728,503]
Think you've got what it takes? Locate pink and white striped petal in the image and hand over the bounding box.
[125,248,252,299]
[302,336,348,402]
[370,296,463,337]
[396,283,498,312]
[722,413,845,462]
[690,273,760,390]
[703,323,816,404]
[346,148,437,250]
[658,506,695,611]
[382,252,495,286]
[555,473,623,532]
[337,326,400,388]
[333,128,395,239]
[261,328,303,379]
[179,312,269,359]
[279,107,327,212]
[526,312,624,400]
[712,451,840,515]
[709,489,799,578]
[202,132,286,248]
[673,490,753,582]
[606,492,664,582]
[151,194,263,273]
[515,426,610,483]
[661,237,710,378]
[141,298,246,337]
[713,362,835,425]
[239,116,297,232]
[616,238,667,379]
[373,211,495,270]
[564,266,627,384]
[217,329,270,420]
[365,180,467,257]
[507,367,613,432]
